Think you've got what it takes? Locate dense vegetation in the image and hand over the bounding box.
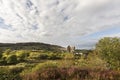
[0,37,120,80]
[96,37,120,70]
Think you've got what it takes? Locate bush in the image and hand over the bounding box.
[21,67,120,80]
[0,54,2,59]
[48,53,62,60]
[39,53,48,60]
[0,60,6,65]
[64,53,74,60]
[0,49,3,59]
[2,49,11,58]
[6,55,18,64]
[32,61,58,72]
[0,67,22,80]
[29,52,49,60]
[9,67,24,74]
[29,52,41,60]
[16,50,30,61]
[96,37,120,70]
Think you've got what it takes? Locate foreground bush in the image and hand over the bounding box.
[96,37,120,70]
[0,67,23,80]
[21,67,120,80]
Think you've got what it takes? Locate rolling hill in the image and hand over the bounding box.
[0,42,65,52]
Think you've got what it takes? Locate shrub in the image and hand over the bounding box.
[0,60,6,65]
[32,61,58,72]
[29,52,49,60]
[6,54,18,64]
[9,67,24,74]
[16,50,30,61]
[0,49,3,57]
[0,67,22,80]
[21,67,120,80]
[39,53,48,60]
[0,54,2,59]
[64,53,74,60]
[48,53,62,60]
[29,52,41,60]
[2,49,11,58]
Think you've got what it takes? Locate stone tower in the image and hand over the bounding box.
[67,45,75,53]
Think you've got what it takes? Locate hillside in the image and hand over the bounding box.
[0,38,120,80]
[0,42,65,52]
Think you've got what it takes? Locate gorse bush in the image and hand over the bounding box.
[48,53,63,60]
[6,54,18,64]
[16,50,30,61]
[0,50,31,65]
[2,49,12,58]
[29,52,42,60]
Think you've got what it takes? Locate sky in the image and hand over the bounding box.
[0,0,120,49]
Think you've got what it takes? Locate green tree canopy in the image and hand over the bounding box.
[95,37,120,70]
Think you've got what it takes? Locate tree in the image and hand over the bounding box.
[95,37,120,69]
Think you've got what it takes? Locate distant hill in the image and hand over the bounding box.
[0,42,65,52]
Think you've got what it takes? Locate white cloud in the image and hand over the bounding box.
[0,0,120,47]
